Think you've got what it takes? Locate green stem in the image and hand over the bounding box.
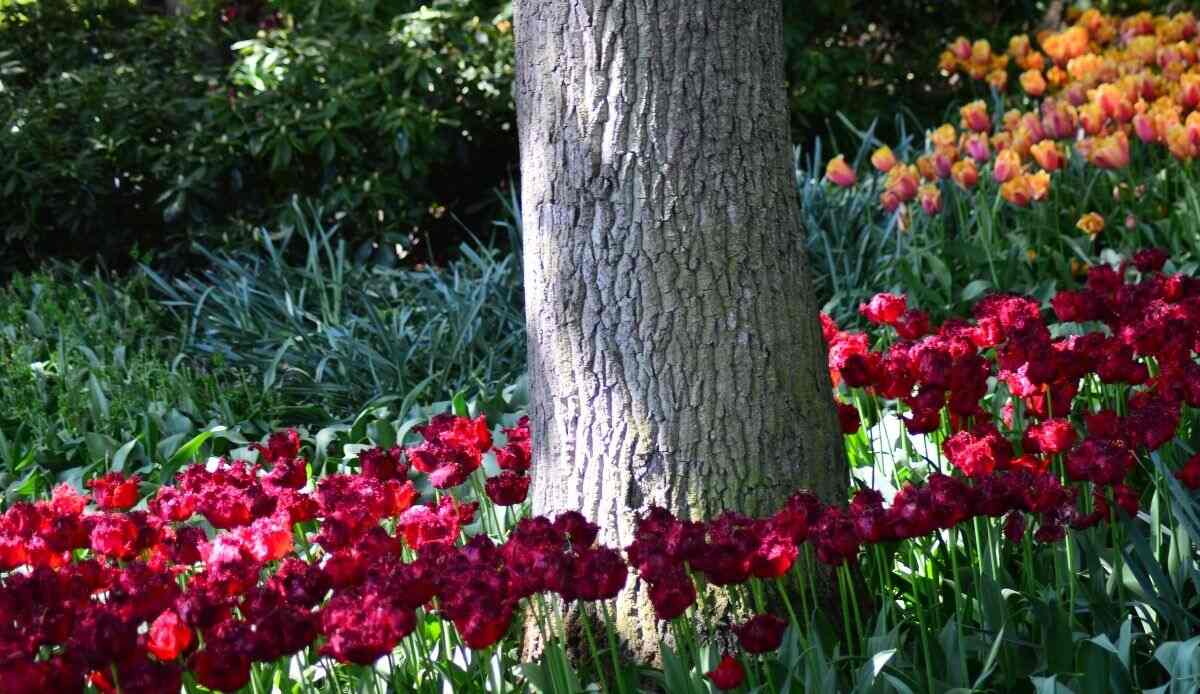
[601,602,630,694]
[907,543,936,694]
[947,527,968,682]
[837,562,857,658]
[579,608,609,694]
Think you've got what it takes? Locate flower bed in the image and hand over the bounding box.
[1,247,1198,692]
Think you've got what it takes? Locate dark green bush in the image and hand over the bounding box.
[0,0,514,271]
[4,0,1178,270]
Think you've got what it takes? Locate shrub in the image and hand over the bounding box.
[0,0,515,270]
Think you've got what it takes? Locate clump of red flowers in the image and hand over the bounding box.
[2,251,1199,689]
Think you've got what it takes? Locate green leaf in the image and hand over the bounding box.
[972,625,1006,690]
[661,644,694,694]
[1153,637,1200,694]
[270,139,292,171]
[451,390,469,417]
[84,432,118,465]
[167,425,227,468]
[518,662,553,693]
[395,417,426,447]
[853,648,896,693]
[961,279,991,302]
[87,373,110,420]
[111,437,140,473]
[366,420,396,448]
[314,425,349,467]
[1031,675,1078,694]
[937,618,968,687]
[262,337,297,392]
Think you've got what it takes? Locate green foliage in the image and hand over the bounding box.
[144,204,526,420]
[0,266,271,496]
[0,0,514,270]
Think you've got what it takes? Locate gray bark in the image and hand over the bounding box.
[514,0,845,657]
[1041,0,1065,29]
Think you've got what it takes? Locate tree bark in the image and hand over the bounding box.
[514,0,845,659]
[1041,0,1065,30]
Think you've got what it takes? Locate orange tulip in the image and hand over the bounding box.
[918,184,942,215]
[1030,140,1064,172]
[825,155,857,188]
[1088,131,1130,169]
[1047,70,1071,96]
[1020,70,1047,97]
[1078,102,1105,135]
[1180,72,1200,110]
[1009,127,1036,159]
[951,159,978,190]
[1000,175,1033,207]
[880,190,902,213]
[1095,84,1134,122]
[971,39,993,66]
[916,155,937,181]
[1002,109,1023,132]
[870,146,897,173]
[1133,113,1158,143]
[1028,170,1051,201]
[963,133,991,162]
[1072,54,1114,86]
[886,165,920,201]
[1076,212,1105,237]
[960,100,992,133]
[1008,34,1031,59]
[1186,111,1200,146]
[931,146,956,180]
[1020,112,1046,141]
[1167,123,1197,159]
[992,149,1022,183]
[949,36,972,61]
[988,69,1009,91]
[930,124,957,149]
[938,50,958,73]
[1043,26,1090,67]
[1041,100,1077,139]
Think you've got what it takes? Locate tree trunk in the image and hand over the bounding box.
[514,0,845,659]
[1041,0,1065,29]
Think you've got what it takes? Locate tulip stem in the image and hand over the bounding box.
[579,607,609,693]
[947,526,968,683]
[836,562,856,658]
[906,544,936,694]
[600,602,630,694]
[774,576,802,634]
[532,595,572,694]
